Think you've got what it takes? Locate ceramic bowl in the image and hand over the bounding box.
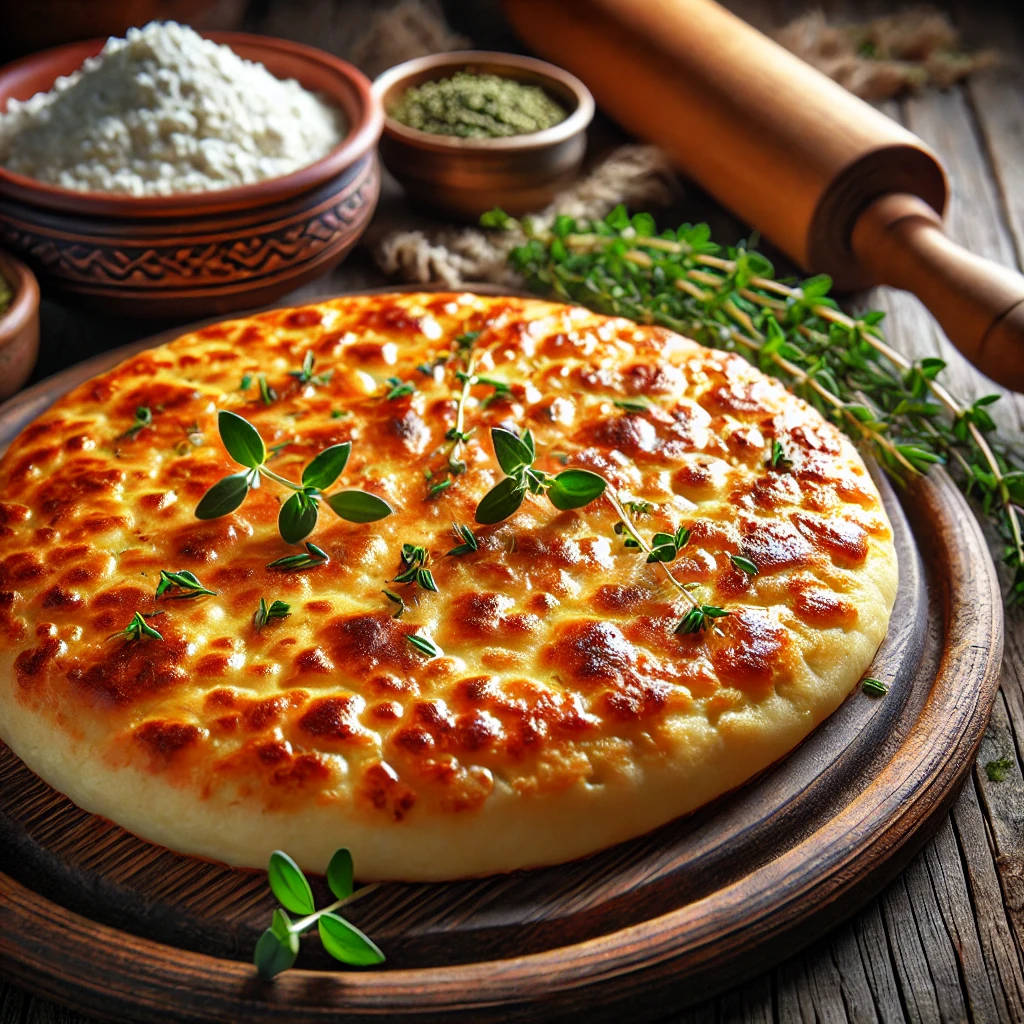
[0,249,40,398]
[373,51,594,221]
[0,33,383,318]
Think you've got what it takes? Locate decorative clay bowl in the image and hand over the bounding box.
[0,249,39,398]
[373,51,594,222]
[0,33,383,318]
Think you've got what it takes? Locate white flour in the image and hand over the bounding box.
[0,21,346,196]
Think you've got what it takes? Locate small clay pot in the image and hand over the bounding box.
[373,51,595,222]
[0,34,383,318]
[0,250,39,399]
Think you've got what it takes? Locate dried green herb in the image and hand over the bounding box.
[861,677,888,697]
[120,406,153,441]
[390,72,567,139]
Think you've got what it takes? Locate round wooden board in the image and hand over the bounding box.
[0,291,1005,1024]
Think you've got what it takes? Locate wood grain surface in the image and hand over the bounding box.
[2,0,1024,1022]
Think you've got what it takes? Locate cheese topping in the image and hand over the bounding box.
[0,293,897,879]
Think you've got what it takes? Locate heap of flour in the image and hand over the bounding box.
[0,21,345,196]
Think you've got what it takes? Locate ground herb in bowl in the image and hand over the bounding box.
[389,72,568,139]
[0,273,11,317]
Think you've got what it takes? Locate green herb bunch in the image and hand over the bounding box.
[195,411,394,544]
[254,849,384,979]
[482,205,1024,605]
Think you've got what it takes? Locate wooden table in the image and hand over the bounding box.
[2,1,1024,1021]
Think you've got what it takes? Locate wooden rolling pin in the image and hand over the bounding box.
[503,0,1024,391]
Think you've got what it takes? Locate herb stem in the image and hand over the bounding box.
[286,884,381,933]
[257,465,304,492]
[603,486,715,623]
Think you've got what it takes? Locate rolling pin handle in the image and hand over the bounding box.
[852,194,1024,391]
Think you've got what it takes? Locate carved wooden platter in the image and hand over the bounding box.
[0,294,1004,1023]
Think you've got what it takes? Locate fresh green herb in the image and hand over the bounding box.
[614,397,651,413]
[173,421,205,457]
[730,554,759,576]
[254,598,291,632]
[253,375,275,406]
[240,374,253,391]
[609,492,727,636]
[254,848,384,979]
[331,409,348,419]
[674,605,731,634]
[382,589,406,618]
[428,479,452,498]
[384,377,416,400]
[110,610,163,643]
[985,757,1014,782]
[768,440,793,471]
[861,677,888,697]
[454,330,481,351]
[393,544,438,593]
[407,633,443,658]
[623,499,654,518]
[475,426,607,524]
[155,569,216,599]
[120,406,153,441]
[195,411,393,543]
[267,542,329,571]
[290,351,333,388]
[642,525,691,564]
[484,204,1024,607]
[0,272,12,317]
[447,523,478,556]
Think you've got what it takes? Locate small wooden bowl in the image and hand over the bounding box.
[373,51,594,221]
[0,250,39,398]
[0,34,383,318]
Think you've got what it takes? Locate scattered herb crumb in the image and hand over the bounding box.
[861,677,888,697]
[985,757,1014,782]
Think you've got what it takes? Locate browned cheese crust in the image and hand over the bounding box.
[0,293,897,879]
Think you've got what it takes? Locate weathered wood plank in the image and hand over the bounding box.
[951,766,1024,1020]
[848,903,908,1024]
[880,867,967,1023]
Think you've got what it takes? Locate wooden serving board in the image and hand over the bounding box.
[0,296,1004,1024]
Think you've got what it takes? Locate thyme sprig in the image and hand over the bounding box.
[155,569,216,599]
[484,205,1024,605]
[195,411,393,544]
[267,542,329,571]
[608,491,727,633]
[110,610,163,643]
[120,406,152,441]
[393,543,438,593]
[254,598,290,631]
[290,351,333,388]
[475,426,607,524]
[447,522,478,556]
[254,849,383,979]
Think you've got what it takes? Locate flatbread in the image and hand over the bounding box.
[0,292,897,880]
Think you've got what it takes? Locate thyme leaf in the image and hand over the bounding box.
[109,610,163,643]
[120,406,153,441]
[290,351,333,387]
[254,598,291,632]
[407,633,443,658]
[267,542,329,571]
[155,569,216,599]
[447,523,478,556]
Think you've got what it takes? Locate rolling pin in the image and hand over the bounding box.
[503,0,1024,391]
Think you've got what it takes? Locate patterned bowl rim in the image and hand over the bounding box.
[0,31,383,218]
